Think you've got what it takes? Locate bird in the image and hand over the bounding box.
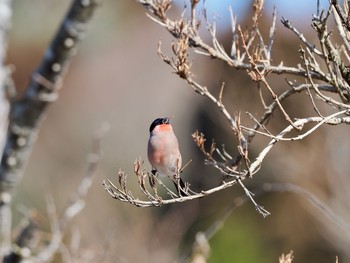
[147,117,188,196]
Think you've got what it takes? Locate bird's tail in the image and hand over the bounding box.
[173,178,188,196]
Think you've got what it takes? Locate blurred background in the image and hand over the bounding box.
[5,0,350,262]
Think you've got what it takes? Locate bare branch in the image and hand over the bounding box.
[263,183,350,231]
[248,110,350,175]
[281,17,324,58]
[266,6,277,62]
[33,123,107,262]
[0,0,102,206]
[3,214,39,263]
[331,4,350,52]
[0,0,12,157]
[137,0,327,81]
[109,1,350,225]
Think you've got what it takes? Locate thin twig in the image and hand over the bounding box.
[238,26,299,130]
[281,17,324,58]
[263,183,350,230]
[248,111,350,175]
[33,123,108,262]
[266,6,277,62]
[137,0,328,81]
[301,47,350,110]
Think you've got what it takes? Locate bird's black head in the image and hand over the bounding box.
[149,117,170,133]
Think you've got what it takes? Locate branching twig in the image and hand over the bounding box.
[281,17,324,58]
[183,180,346,262]
[33,123,108,262]
[263,183,350,231]
[112,1,350,222]
[248,111,350,175]
[137,0,328,81]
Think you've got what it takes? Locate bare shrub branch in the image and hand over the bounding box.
[104,0,350,225]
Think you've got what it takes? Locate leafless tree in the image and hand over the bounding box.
[103,0,350,261]
[105,0,349,206]
[0,0,104,262]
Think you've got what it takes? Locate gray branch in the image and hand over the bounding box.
[3,217,39,263]
[0,0,11,156]
[0,0,13,258]
[0,0,102,205]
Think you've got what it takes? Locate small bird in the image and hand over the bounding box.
[147,117,187,196]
